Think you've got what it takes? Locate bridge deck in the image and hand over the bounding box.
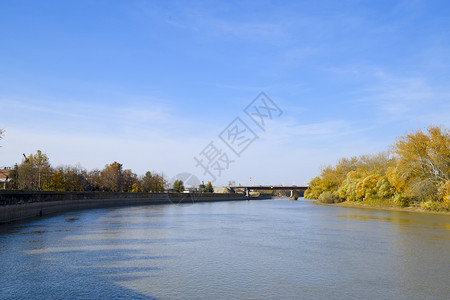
[230,186,308,191]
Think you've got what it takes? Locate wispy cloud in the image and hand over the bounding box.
[207,19,289,41]
[263,119,357,142]
[2,0,450,186]
[0,95,191,138]
[355,71,450,117]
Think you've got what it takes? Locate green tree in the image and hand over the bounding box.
[205,181,214,193]
[198,183,206,193]
[6,164,19,189]
[173,179,184,192]
[17,150,51,190]
[141,171,152,192]
[141,171,166,192]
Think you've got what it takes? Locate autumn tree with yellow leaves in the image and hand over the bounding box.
[16,150,52,190]
[45,165,87,191]
[305,126,450,211]
[391,126,449,203]
[7,150,167,193]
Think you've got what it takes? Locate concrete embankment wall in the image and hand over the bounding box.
[0,191,271,224]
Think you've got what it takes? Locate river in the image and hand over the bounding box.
[1,198,449,299]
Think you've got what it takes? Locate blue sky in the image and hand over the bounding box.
[1,0,449,186]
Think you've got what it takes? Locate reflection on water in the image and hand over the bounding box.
[1,198,449,299]
[337,214,413,223]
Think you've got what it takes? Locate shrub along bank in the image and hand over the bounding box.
[305,126,450,212]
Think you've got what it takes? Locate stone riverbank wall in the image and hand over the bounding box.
[0,191,272,224]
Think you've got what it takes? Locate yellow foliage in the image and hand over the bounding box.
[393,126,449,201]
[386,166,407,192]
[304,177,323,199]
[375,177,395,199]
[360,174,381,201]
[338,176,360,202]
[308,126,449,211]
[438,180,450,200]
[317,191,341,203]
[131,183,141,192]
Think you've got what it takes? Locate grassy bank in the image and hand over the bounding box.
[314,200,450,215]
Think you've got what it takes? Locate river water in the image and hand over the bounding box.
[1,198,449,299]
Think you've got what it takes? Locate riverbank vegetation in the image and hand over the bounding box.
[5,151,166,192]
[305,126,450,212]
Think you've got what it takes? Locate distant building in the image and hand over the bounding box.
[168,187,198,193]
[0,167,11,189]
[213,187,231,193]
[185,187,198,193]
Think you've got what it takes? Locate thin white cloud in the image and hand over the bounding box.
[0,95,199,140]
[144,2,293,44]
[0,126,204,176]
[261,118,362,143]
[355,71,450,117]
[209,19,289,41]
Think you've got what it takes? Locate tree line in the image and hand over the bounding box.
[172,180,214,193]
[5,150,166,192]
[305,126,450,212]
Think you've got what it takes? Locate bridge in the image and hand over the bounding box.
[229,185,309,199]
